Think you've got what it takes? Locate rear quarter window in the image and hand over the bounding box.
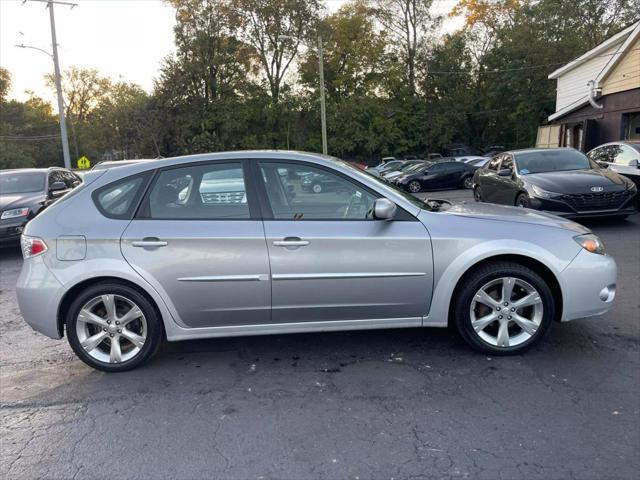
[93,172,151,219]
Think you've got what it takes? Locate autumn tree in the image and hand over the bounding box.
[235,0,321,103]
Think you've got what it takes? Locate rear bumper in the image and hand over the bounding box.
[559,249,617,322]
[16,255,66,339]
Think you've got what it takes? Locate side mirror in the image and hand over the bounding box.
[49,181,67,196]
[498,168,513,177]
[373,198,397,221]
[629,159,640,168]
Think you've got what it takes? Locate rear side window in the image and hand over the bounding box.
[93,173,149,219]
[147,162,250,220]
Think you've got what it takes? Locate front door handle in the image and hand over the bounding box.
[132,237,168,248]
[273,237,309,248]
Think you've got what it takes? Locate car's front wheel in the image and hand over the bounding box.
[407,180,422,193]
[312,183,323,194]
[453,262,554,355]
[66,282,163,372]
[516,193,531,208]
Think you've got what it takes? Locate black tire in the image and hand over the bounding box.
[516,193,531,208]
[452,261,554,355]
[312,183,323,194]
[473,186,482,202]
[407,180,422,193]
[66,282,163,372]
[461,175,474,189]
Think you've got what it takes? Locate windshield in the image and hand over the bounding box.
[0,172,46,195]
[516,150,595,175]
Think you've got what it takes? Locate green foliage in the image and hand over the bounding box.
[2,0,638,168]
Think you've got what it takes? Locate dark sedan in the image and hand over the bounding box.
[0,168,81,246]
[394,161,477,193]
[473,148,638,219]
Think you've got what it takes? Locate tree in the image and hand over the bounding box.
[0,67,10,103]
[376,0,441,96]
[235,0,321,103]
[1,74,61,169]
[300,1,390,99]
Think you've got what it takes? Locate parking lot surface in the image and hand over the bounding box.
[1,189,639,480]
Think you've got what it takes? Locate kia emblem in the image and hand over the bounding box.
[590,186,604,192]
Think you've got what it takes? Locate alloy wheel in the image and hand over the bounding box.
[75,294,147,364]
[469,277,543,348]
[463,176,473,189]
[312,183,322,193]
[408,181,421,193]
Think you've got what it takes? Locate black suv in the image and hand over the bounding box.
[0,167,82,246]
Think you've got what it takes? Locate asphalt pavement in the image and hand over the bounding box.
[1,189,639,480]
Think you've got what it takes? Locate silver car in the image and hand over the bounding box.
[16,151,617,372]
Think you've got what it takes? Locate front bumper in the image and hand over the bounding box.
[16,254,66,339]
[0,220,27,246]
[559,249,617,322]
[530,192,638,218]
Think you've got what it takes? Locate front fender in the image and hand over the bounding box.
[423,239,579,327]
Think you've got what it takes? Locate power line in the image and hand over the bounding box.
[424,48,640,75]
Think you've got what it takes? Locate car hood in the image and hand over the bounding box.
[0,192,46,211]
[524,168,629,193]
[441,201,590,233]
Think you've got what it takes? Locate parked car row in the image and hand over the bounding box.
[472,147,638,220]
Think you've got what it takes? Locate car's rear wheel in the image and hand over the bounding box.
[473,187,482,202]
[462,175,473,189]
[516,193,531,208]
[408,180,422,193]
[66,282,162,372]
[453,262,554,355]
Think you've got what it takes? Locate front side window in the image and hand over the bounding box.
[501,155,513,171]
[148,163,249,219]
[259,162,376,220]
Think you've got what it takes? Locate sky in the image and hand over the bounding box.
[0,0,462,104]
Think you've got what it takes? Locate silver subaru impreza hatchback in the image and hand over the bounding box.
[17,151,616,371]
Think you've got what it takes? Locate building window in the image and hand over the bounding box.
[624,113,640,140]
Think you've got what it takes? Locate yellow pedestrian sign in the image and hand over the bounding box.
[77,156,91,170]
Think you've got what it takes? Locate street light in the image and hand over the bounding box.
[278,34,328,155]
[18,0,77,170]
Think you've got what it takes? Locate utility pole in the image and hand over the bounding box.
[317,35,327,156]
[278,34,329,155]
[21,0,77,169]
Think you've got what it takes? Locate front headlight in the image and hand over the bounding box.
[1,207,30,220]
[531,185,560,199]
[574,234,605,255]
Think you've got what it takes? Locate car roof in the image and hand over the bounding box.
[505,147,579,157]
[593,141,640,147]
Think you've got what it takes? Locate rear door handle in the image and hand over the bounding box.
[132,238,168,248]
[273,237,309,247]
